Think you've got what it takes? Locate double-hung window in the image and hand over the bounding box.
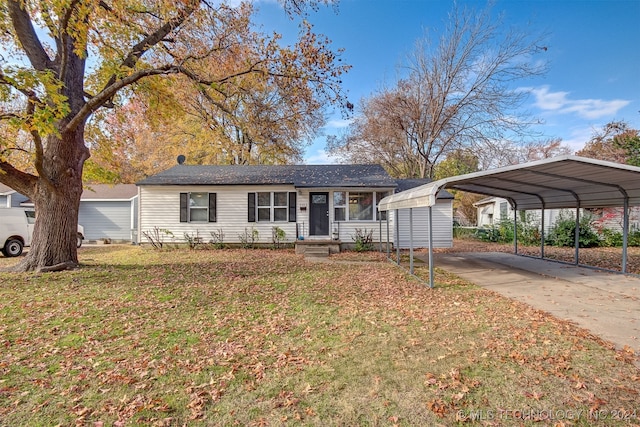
[376,192,390,221]
[180,192,217,222]
[248,192,296,222]
[334,191,347,221]
[349,192,374,221]
[257,192,272,221]
[334,191,388,222]
[273,192,288,222]
[500,202,508,220]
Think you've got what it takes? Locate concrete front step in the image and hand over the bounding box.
[304,245,330,258]
[295,239,341,256]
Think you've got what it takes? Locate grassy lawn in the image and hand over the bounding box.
[1,246,639,426]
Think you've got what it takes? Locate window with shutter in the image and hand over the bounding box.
[288,192,296,222]
[208,193,217,222]
[180,193,188,222]
[248,192,256,222]
[180,192,216,222]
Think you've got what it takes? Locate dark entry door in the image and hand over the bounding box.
[309,192,329,236]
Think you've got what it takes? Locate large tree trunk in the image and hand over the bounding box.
[11,128,88,272]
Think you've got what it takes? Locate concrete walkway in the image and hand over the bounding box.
[424,252,640,357]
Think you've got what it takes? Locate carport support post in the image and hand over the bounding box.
[409,208,414,274]
[622,198,629,273]
[540,207,545,259]
[574,206,580,265]
[395,209,400,265]
[378,215,382,252]
[386,215,391,258]
[513,207,518,254]
[428,205,434,288]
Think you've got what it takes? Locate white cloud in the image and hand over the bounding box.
[560,126,594,153]
[304,149,339,165]
[210,0,254,7]
[528,85,630,120]
[325,118,353,129]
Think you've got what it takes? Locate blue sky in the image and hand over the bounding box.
[252,0,640,164]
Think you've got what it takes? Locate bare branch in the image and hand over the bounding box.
[7,0,55,71]
[330,3,547,178]
[57,0,84,83]
[0,113,21,120]
[100,0,199,92]
[66,66,182,131]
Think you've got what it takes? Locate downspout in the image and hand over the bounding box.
[395,209,400,265]
[130,196,136,244]
[136,187,142,244]
[409,208,414,274]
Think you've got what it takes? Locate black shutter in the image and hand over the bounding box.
[180,193,188,222]
[288,192,297,222]
[248,192,256,222]
[208,193,217,222]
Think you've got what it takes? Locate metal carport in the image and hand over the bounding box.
[377,155,640,287]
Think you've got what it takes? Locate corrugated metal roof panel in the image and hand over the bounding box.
[378,156,640,211]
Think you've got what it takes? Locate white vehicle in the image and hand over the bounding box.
[0,208,84,257]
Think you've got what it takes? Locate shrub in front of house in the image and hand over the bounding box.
[475,214,540,246]
[238,227,260,249]
[546,212,600,248]
[352,228,374,252]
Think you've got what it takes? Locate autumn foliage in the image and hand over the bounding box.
[0,246,638,425]
[0,0,349,270]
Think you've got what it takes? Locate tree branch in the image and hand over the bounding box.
[0,113,21,120]
[65,66,182,132]
[57,0,83,84]
[0,160,38,199]
[7,0,55,72]
[100,0,199,91]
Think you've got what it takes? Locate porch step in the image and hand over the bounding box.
[304,245,330,259]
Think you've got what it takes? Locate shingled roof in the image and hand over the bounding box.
[82,184,138,200]
[136,164,397,188]
[0,183,17,195]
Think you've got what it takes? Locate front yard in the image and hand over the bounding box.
[1,246,639,426]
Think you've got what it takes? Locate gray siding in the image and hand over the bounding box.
[79,201,134,241]
[10,193,28,207]
[0,192,29,208]
[392,201,453,249]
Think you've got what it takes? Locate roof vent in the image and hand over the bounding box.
[177,155,186,165]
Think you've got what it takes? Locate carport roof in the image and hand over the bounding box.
[378,155,640,211]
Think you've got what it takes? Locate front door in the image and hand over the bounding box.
[309,192,329,236]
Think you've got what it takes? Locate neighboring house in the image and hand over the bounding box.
[0,184,29,208]
[475,196,561,233]
[474,196,640,234]
[11,183,138,242]
[587,206,640,233]
[136,164,454,248]
[76,184,139,242]
[475,197,509,227]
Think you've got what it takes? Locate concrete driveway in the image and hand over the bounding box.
[429,252,640,357]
